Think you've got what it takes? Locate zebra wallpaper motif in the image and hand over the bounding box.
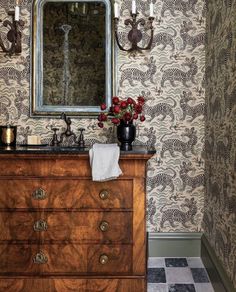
[0,0,205,232]
[205,0,236,288]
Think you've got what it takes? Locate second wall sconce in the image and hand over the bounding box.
[0,0,24,56]
[114,0,154,52]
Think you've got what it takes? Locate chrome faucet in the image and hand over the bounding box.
[51,112,85,147]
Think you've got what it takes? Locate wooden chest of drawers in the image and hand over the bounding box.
[0,151,152,292]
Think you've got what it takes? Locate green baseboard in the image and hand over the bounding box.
[201,235,236,292]
[148,232,202,257]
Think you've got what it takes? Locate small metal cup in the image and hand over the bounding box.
[0,125,17,147]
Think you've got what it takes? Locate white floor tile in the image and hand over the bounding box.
[148,257,165,268]
[165,267,194,284]
[148,283,168,292]
[187,257,204,268]
[195,283,215,292]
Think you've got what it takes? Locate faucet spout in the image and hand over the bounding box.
[50,113,85,147]
[61,112,72,137]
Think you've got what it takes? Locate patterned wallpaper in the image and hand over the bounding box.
[205,0,236,288]
[0,0,205,233]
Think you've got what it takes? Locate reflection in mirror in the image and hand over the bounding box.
[31,0,112,117]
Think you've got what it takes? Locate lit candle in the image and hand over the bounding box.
[132,0,136,14]
[150,2,154,17]
[114,2,120,18]
[15,0,20,21]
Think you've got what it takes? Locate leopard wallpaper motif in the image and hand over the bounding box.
[0,0,205,233]
[205,0,236,288]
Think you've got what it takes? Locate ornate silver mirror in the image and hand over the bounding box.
[31,0,113,117]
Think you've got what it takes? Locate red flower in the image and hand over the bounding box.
[120,101,127,109]
[124,112,132,121]
[100,113,107,121]
[133,113,138,119]
[140,115,146,122]
[97,96,146,128]
[100,103,107,110]
[112,96,120,105]
[111,118,120,124]
[135,104,143,114]
[113,105,121,113]
[97,114,102,121]
[138,96,145,105]
[127,97,134,105]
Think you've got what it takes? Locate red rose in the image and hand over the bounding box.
[138,96,145,105]
[113,105,120,113]
[127,97,134,105]
[97,114,102,121]
[111,118,120,124]
[140,115,145,122]
[112,96,120,105]
[135,104,142,114]
[120,101,127,109]
[100,103,107,110]
[100,113,107,121]
[133,113,138,119]
[98,122,104,128]
[124,112,132,121]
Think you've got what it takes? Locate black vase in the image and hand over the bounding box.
[117,121,136,151]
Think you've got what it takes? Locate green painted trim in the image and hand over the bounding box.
[148,232,202,257]
[201,235,236,292]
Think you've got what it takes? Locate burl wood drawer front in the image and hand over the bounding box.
[0,278,145,292]
[0,179,132,209]
[87,245,132,274]
[0,245,132,275]
[0,245,40,274]
[0,212,132,243]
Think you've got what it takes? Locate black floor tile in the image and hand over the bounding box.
[191,268,209,283]
[168,284,196,292]
[148,268,166,283]
[165,258,188,267]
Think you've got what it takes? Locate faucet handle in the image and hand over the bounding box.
[78,128,85,148]
[51,127,60,146]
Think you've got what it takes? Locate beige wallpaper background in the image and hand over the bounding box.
[0,0,205,233]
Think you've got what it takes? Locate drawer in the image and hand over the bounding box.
[0,244,132,275]
[0,179,132,209]
[0,279,145,292]
[0,244,40,274]
[87,244,132,274]
[0,211,132,243]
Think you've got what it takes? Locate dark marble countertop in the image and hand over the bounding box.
[0,145,156,155]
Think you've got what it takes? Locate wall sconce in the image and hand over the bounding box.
[114,0,154,52]
[0,0,24,56]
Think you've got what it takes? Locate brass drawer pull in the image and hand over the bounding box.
[32,188,47,200]
[99,190,109,200]
[99,221,109,232]
[33,251,48,264]
[33,219,48,232]
[99,254,109,265]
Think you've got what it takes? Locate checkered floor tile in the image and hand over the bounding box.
[148,257,215,292]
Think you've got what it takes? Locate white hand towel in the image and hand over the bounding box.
[89,143,122,181]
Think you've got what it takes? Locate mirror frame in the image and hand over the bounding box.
[31,0,114,117]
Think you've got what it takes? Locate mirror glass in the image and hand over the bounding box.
[31,0,113,117]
